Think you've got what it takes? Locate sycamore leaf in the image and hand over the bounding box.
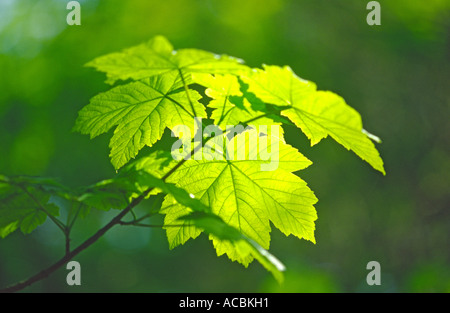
[86,35,247,85]
[157,129,317,266]
[77,36,247,170]
[242,65,385,174]
[69,38,385,281]
[74,71,207,169]
[0,176,59,238]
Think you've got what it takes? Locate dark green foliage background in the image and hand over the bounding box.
[0,0,448,292]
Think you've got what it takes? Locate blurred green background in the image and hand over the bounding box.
[0,0,449,292]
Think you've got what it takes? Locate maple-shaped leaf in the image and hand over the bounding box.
[242,65,385,174]
[158,129,317,265]
[74,71,207,169]
[86,35,247,85]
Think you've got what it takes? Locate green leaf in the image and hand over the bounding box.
[74,70,207,169]
[158,129,317,265]
[86,35,246,85]
[70,38,386,281]
[0,178,59,238]
[77,36,248,169]
[242,65,385,174]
